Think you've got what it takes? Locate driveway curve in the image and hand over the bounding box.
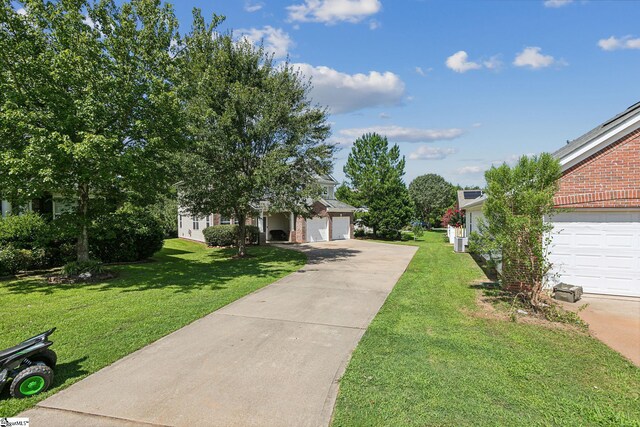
[22,240,417,427]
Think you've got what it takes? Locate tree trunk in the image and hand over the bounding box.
[77,184,90,262]
[237,212,247,257]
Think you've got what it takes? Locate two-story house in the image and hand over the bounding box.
[177,175,356,243]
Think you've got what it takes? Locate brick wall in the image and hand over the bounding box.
[554,128,640,208]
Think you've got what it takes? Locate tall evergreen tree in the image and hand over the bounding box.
[343,133,413,238]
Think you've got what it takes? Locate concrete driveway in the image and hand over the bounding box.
[560,294,640,366]
[21,239,417,427]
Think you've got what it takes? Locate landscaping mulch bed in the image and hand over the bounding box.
[46,271,118,285]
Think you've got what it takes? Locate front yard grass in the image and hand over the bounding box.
[332,232,640,426]
[0,238,305,417]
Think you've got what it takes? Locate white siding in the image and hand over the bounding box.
[178,213,206,243]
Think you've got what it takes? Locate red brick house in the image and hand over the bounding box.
[548,101,640,296]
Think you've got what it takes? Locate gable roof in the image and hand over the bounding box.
[554,101,640,171]
[457,189,484,209]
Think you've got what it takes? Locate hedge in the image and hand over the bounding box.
[203,224,260,247]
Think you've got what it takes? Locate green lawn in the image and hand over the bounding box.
[0,238,305,417]
[332,232,640,426]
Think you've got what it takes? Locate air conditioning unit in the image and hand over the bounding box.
[454,237,467,253]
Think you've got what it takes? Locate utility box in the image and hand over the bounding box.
[553,283,583,303]
[454,237,468,253]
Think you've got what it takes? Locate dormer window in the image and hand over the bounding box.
[322,185,334,199]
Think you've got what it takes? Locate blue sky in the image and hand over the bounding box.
[40,0,640,187]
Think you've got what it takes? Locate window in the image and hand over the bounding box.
[221,217,231,225]
[193,217,199,230]
[179,215,183,228]
[206,215,211,228]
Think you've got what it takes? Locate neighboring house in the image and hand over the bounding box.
[178,175,356,244]
[549,101,640,297]
[0,194,74,220]
[465,102,640,297]
[457,190,485,237]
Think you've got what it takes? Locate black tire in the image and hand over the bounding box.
[29,348,57,368]
[9,365,54,398]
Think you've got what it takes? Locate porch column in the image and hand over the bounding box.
[289,212,296,242]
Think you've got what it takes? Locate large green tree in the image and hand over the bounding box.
[177,12,334,257]
[343,133,413,238]
[408,173,456,226]
[0,0,183,261]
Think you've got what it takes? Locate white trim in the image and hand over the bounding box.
[559,113,640,171]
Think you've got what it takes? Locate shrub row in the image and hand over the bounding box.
[203,225,260,247]
[0,208,165,275]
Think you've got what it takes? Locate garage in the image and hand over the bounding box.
[331,216,350,240]
[549,211,640,297]
[306,217,328,242]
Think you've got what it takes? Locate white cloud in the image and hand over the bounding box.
[292,63,405,114]
[368,19,380,30]
[244,1,264,12]
[472,122,482,128]
[513,47,561,69]
[446,51,482,73]
[287,0,381,24]
[409,146,457,160]
[543,0,573,7]
[415,66,425,76]
[457,165,485,175]
[16,7,27,15]
[483,55,502,70]
[333,125,464,145]
[379,112,391,119]
[237,26,293,59]
[598,36,640,51]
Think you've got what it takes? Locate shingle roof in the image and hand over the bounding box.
[553,101,640,159]
[320,198,356,211]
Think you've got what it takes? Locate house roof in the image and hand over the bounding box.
[316,174,339,185]
[319,197,356,212]
[553,101,640,170]
[457,189,484,209]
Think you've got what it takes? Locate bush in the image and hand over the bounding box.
[203,225,236,246]
[0,245,46,275]
[354,228,365,238]
[61,260,104,276]
[203,224,261,247]
[246,225,260,245]
[90,207,164,263]
[0,213,49,250]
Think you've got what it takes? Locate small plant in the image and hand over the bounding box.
[61,260,104,277]
[411,223,424,240]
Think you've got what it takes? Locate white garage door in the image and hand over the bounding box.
[332,217,350,240]
[549,211,640,297]
[306,217,328,242]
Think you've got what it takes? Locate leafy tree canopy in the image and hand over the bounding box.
[177,12,334,256]
[408,173,456,226]
[0,0,184,260]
